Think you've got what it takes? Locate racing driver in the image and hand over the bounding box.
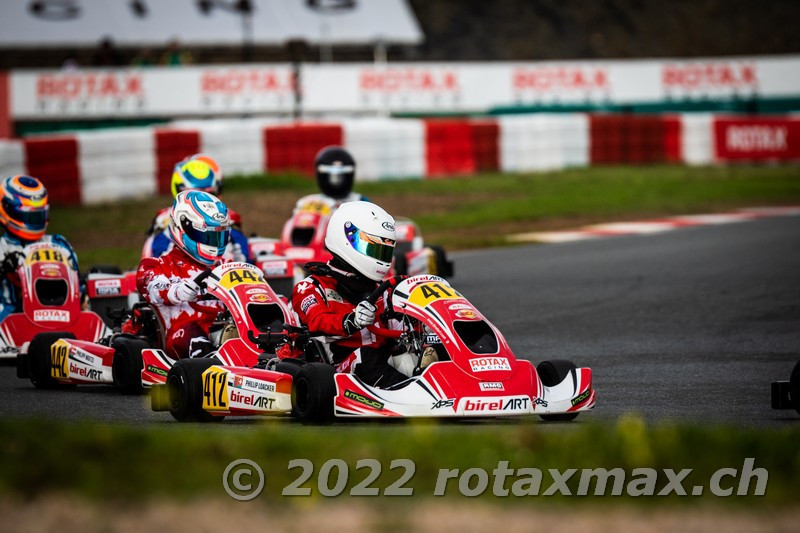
[292,200,409,388]
[137,190,231,360]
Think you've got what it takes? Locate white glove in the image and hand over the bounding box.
[354,300,376,328]
[169,280,199,304]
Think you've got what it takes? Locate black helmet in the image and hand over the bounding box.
[315,146,355,200]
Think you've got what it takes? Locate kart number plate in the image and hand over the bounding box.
[202,367,229,411]
[219,268,264,290]
[26,247,70,266]
[50,340,69,380]
[408,282,462,307]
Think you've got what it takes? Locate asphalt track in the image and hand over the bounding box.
[1,215,799,426]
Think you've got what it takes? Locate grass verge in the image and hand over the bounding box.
[1,415,798,505]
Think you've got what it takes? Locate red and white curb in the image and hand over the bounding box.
[508,206,800,244]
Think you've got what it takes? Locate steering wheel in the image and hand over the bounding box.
[365,275,407,339]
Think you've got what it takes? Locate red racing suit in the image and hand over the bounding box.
[137,247,225,359]
[291,265,406,386]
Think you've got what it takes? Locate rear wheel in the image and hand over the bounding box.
[28,332,77,389]
[292,362,336,423]
[112,336,148,395]
[790,360,800,415]
[430,245,453,278]
[537,359,579,422]
[167,358,224,422]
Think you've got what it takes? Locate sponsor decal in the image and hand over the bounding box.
[455,309,478,320]
[244,378,275,393]
[425,333,441,345]
[469,357,511,373]
[41,267,61,278]
[324,289,344,303]
[300,295,318,313]
[262,262,288,277]
[246,288,268,295]
[571,389,591,406]
[360,68,460,92]
[230,389,275,409]
[94,279,122,296]
[69,363,102,381]
[145,364,168,377]
[513,66,609,91]
[33,309,70,322]
[286,248,315,260]
[344,389,384,410]
[447,303,472,311]
[532,396,548,408]
[431,399,455,410]
[382,221,395,231]
[233,375,243,388]
[201,69,294,95]
[250,293,270,303]
[479,382,505,392]
[461,396,530,413]
[662,62,757,91]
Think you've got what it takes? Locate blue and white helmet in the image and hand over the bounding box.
[168,190,230,265]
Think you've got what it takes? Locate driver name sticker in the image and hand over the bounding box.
[408,282,462,307]
[469,357,511,372]
[34,309,70,322]
[219,268,264,290]
[202,367,229,412]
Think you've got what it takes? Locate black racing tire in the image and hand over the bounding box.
[16,352,28,379]
[111,336,148,395]
[292,362,336,424]
[790,360,800,415]
[537,359,580,422]
[275,358,305,378]
[393,251,408,276]
[88,264,122,275]
[28,332,76,389]
[430,245,454,278]
[167,358,224,422]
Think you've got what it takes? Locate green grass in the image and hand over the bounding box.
[49,165,800,270]
[1,416,798,505]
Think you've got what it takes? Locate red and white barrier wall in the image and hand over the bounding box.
[0,113,798,205]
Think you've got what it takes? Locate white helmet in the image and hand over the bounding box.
[325,201,396,281]
[168,190,231,265]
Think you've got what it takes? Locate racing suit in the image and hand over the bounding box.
[136,247,225,360]
[291,263,407,388]
[292,192,368,213]
[143,207,251,263]
[0,231,79,322]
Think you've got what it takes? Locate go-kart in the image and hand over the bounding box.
[145,262,300,421]
[155,271,595,424]
[280,195,453,281]
[3,242,119,388]
[289,274,594,421]
[772,360,800,415]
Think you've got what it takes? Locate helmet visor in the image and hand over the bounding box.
[2,198,49,230]
[345,222,395,263]
[183,223,230,248]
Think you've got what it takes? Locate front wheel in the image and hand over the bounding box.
[167,358,224,422]
[112,336,148,395]
[292,362,336,423]
[28,332,76,389]
[537,359,579,422]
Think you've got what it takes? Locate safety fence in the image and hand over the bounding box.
[0,113,797,205]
